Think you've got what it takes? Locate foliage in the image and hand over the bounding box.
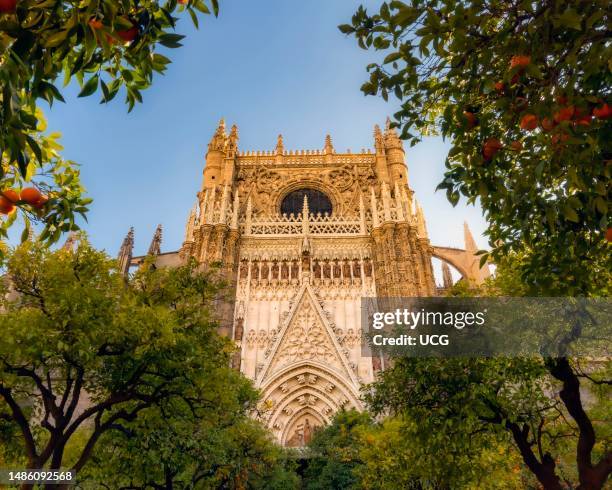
[365,255,612,489]
[0,0,218,250]
[339,0,611,295]
[304,409,528,489]
[0,238,253,477]
[0,111,89,261]
[341,3,612,487]
[80,407,299,489]
[304,410,369,490]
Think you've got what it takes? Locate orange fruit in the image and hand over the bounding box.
[0,196,15,215]
[117,26,138,43]
[483,138,503,160]
[1,189,19,203]
[509,141,523,151]
[463,111,478,129]
[573,114,592,126]
[510,55,530,69]
[553,106,575,123]
[33,195,49,209]
[520,114,538,130]
[20,187,42,205]
[540,117,556,132]
[494,81,505,93]
[89,18,103,29]
[593,103,611,119]
[606,228,612,243]
[551,132,569,146]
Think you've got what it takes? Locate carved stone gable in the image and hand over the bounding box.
[258,285,358,387]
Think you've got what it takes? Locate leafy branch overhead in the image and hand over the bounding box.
[0,0,218,252]
[339,0,611,296]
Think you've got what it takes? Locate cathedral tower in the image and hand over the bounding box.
[126,120,489,446]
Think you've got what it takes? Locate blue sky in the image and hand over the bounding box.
[11,0,488,266]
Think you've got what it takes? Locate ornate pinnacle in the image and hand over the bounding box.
[62,231,78,251]
[302,194,309,216]
[463,221,477,252]
[276,134,284,155]
[118,227,134,276]
[147,224,162,256]
[384,117,403,150]
[208,118,228,153]
[184,205,197,242]
[373,124,384,153]
[442,262,453,288]
[227,124,239,155]
[324,134,334,155]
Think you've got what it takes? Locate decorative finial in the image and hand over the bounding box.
[276,134,284,155]
[374,124,384,153]
[208,118,228,153]
[117,227,134,276]
[324,134,334,155]
[62,231,79,251]
[384,117,403,150]
[227,124,239,155]
[147,224,162,256]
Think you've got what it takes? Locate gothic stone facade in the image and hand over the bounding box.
[123,119,489,446]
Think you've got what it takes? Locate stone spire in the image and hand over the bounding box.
[227,124,239,156]
[208,118,227,153]
[442,262,453,288]
[394,181,405,221]
[301,194,310,234]
[231,191,240,229]
[324,134,334,155]
[62,231,78,251]
[184,205,198,242]
[117,227,134,276]
[415,201,428,238]
[464,221,477,252]
[384,117,403,150]
[147,224,162,256]
[370,187,380,228]
[373,124,384,154]
[276,134,284,155]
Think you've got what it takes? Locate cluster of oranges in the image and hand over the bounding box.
[0,188,48,215]
[462,55,611,161]
[520,99,610,133]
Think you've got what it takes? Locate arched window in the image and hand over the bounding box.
[280,188,332,216]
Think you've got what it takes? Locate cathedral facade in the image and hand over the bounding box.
[119,119,489,446]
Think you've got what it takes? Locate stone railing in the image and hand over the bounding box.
[242,212,367,237]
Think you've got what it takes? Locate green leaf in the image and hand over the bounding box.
[78,75,99,98]
[158,33,185,49]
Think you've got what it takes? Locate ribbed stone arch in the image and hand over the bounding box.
[281,407,326,446]
[261,361,362,444]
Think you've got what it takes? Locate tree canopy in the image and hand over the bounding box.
[0,0,218,255]
[339,0,611,295]
[0,238,283,483]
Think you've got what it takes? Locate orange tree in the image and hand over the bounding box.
[0,0,217,253]
[339,0,610,296]
[340,2,611,489]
